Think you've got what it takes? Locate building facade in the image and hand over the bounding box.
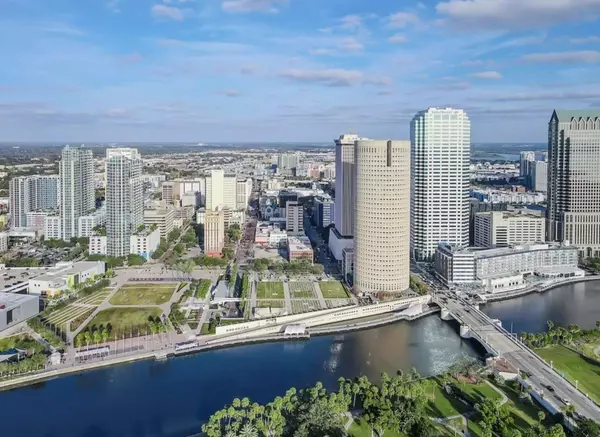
[8,176,30,228]
[204,208,225,257]
[278,153,299,170]
[313,196,335,229]
[410,108,471,261]
[161,182,175,205]
[354,139,411,295]
[78,207,106,238]
[59,146,94,240]
[144,208,175,240]
[236,178,253,210]
[106,148,144,257]
[334,133,361,238]
[285,200,304,235]
[547,110,600,258]
[531,161,548,192]
[474,211,546,248]
[520,151,536,178]
[130,228,160,260]
[44,215,62,239]
[206,169,237,211]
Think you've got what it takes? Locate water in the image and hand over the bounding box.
[1,280,599,437]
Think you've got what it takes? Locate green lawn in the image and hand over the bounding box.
[0,334,44,354]
[109,283,176,305]
[256,299,285,308]
[318,281,349,299]
[201,323,216,335]
[83,307,163,339]
[256,282,284,299]
[348,418,372,437]
[535,344,600,404]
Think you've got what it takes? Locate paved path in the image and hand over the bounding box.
[282,282,293,314]
[312,282,328,310]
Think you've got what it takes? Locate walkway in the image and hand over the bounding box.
[312,282,327,309]
[282,282,293,314]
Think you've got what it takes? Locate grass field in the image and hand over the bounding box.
[318,281,349,299]
[536,344,600,404]
[291,299,321,314]
[109,283,176,306]
[69,309,95,331]
[288,281,315,299]
[256,282,284,299]
[84,307,163,339]
[256,299,285,308]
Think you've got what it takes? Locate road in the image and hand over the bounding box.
[436,294,600,421]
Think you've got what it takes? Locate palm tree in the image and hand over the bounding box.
[547,320,555,332]
[596,320,600,330]
[238,423,258,437]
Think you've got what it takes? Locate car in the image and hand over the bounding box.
[546,385,555,392]
[560,397,571,406]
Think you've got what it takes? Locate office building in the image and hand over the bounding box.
[206,169,237,211]
[334,133,361,238]
[531,161,548,192]
[204,208,225,257]
[520,151,536,178]
[144,208,175,240]
[435,243,581,292]
[236,178,253,210]
[130,227,160,260]
[162,182,175,205]
[474,211,545,248]
[287,235,313,263]
[410,108,471,261]
[106,148,143,257]
[313,195,335,228]
[354,139,411,295]
[59,146,94,240]
[548,110,600,258]
[285,201,304,235]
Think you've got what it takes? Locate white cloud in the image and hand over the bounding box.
[222,0,285,13]
[339,37,364,52]
[436,0,600,30]
[569,36,600,44]
[309,48,335,56]
[151,4,184,20]
[106,0,120,13]
[388,11,419,28]
[519,50,600,64]
[388,34,408,44]
[471,70,503,79]
[218,89,241,97]
[280,68,364,86]
[339,14,363,31]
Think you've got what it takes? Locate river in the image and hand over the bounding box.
[1,280,599,437]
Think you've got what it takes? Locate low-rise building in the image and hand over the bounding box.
[44,215,62,240]
[144,208,175,239]
[474,211,545,248]
[28,261,106,297]
[78,207,107,238]
[0,293,39,332]
[89,235,107,255]
[287,235,313,263]
[130,227,160,260]
[435,242,581,293]
[26,211,53,232]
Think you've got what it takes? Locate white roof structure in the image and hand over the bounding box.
[283,324,307,336]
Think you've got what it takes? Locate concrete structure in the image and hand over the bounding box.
[547,110,600,258]
[59,146,94,241]
[44,215,62,239]
[0,294,39,332]
[161,182,175,205]
[78,207,106,238]
[130,227,160,260]
[106,148,143,257]
[520,151,536,178]
[236,178,252,210]
[313,195,334,229]
[435,243,580,291]
[204,208,225,257]
[0,232,8,253]
[287,235,313,263]
[28,261,105,297]
[9,175,60,229]
[144,208,175,240]
[474,211,545,248]
[89,235,107,255]
[206,169,237,211]
[354,139,411,295]
[531,161,548,192]
[410,108,471,261]
[285,201,303,235]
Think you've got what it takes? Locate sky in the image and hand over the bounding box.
[1,0,600,143]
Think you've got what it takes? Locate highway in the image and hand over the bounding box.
[435,294,600,422]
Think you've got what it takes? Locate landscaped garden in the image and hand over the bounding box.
[109,283,176,306]
[78,307,164,342]
[256,281,284,299]
[288,281,315,299]
[256,299,285,308]
[318,281,350,299]
[0,334,48,378]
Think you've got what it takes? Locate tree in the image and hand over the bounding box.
[573,418,600,437]
[222,247,234,261]
[168,228,181,243]
[475,398,514,437]
[127,254,147,266]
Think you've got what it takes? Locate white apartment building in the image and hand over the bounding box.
[26,211,51,232]
[59,146,94,240]
[474,211,545,248]
[206,169,237,210]
[435,243,581,291]
[204,208,225,257]
[8,177,30,228]
[285,201,304,235]
[278,153,299,170]
[520,151,536,178]
[144,208,175,240]
[531,161,548,192]
[354,139,411,295]
[0,232,8,253]
[106,148,144,257]
[89,236,107,255]
[44,215,62,239]
[78,207,106,238]
[410,108,471,261]
[547,110,600,258]
[130,227,160,260]
[236,178,253,210]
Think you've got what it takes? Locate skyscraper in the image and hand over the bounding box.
[60,146,94,240]
[277,153,299,170]
[106,148,143,257]
[334,133,362,238]
[9,177,29,228]
[410,108,471,261]
[519,151,536,178]
[206,169,236,211]
[8,175,60,228]
[353,140,411,295]
[547,110,600,258]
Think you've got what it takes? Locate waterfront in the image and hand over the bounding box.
[0,281,599,437]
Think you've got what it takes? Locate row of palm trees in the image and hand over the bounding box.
[520,319,600,348]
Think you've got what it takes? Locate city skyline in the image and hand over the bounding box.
[1,1,600,142]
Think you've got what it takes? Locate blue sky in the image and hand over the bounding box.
[1,0,599,143]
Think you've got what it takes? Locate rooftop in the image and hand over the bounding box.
[0,293,38,309]
[554,109,600,120]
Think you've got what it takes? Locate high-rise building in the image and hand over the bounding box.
[204,208,225,257]
[474,211,545,248]
[206,169,237,211]
[236,178,253,210]
[313,195,335,229]
[354,140,411,295]
[334,133,362,238]
[9,177,30,228]
[161,182,175,205]
[520,151,536,178]
[278,153,299,170]
[548,110,600,258]
[144,208,175,240]
[410,108,471,261]
[60,146,94,240]
[531,161,548,192]
[9,175,60,228]
[106,148,143,257]
[285,200,304,235]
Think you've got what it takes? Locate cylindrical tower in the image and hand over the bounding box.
[354,139,411,295]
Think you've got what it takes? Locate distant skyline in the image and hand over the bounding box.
[1,0,599,142]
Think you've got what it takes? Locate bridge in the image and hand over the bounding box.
[433,294,600,422]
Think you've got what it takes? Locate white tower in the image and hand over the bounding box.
[60,146,94,241]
